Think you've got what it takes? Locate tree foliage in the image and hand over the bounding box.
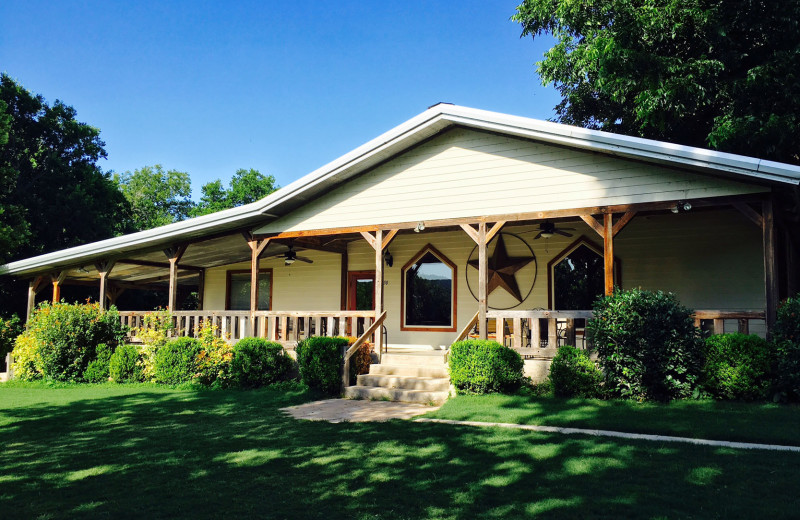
[115,164,193,230]
[190,168,278,217]
[513,0,800,164]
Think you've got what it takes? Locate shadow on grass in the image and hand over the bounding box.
[0,385,799,519]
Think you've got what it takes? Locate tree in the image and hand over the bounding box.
[513,0,800,165]
[191,168,278,217]
[115,165,193,230]
[0,74,129,316]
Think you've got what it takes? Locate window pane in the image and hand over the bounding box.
[228,273,271,310]
[405,251,453,327]
[554,245,604,310]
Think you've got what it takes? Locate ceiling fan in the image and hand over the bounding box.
[533,222,574,240]
[265,243,313,265]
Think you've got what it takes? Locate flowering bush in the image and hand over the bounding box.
[193,322,233,387]
[11,334,43,381]
[0,315,22,370]
[12,302,127,382]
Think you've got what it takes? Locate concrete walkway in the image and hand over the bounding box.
[281,399,440,423]
[416,418,800,453]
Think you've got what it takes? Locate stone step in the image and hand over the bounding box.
[380,353,446,366]
[357,374,450,391]
[369,364,449,378]
[344,385,449,405]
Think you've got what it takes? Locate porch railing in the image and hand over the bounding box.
[452,309,767,355]
[119,310,377,346]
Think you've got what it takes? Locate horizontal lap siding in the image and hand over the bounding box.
[257,128,767,234]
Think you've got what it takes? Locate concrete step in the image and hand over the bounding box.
[357,374,450,391]
[344,385,449,405]
[380,353,446,366]
[369,364,449,378]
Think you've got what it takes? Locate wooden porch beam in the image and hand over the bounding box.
[26,275,47,322]
[382,229,399,250]
[603,214,614,296]
[459,224,480,244]
[763,199,778,335]
[116,259,205,271]
[612,210,637,237]
[733,202,764,228]
[485,221,507,243]
[359,231,377,250]
[580,215,604,237]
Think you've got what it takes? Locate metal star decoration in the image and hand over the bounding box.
[468,233,535,302]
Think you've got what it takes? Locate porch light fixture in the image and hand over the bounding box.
[414,222,425,233]
[671,201,692,214]
[284,249,297,265]
[539,231,554,239]
[383,249,393,267]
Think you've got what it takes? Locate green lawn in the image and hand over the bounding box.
[1,383,799,519]
[429,392,800,446]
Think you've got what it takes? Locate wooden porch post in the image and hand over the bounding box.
[197,269,206,311]
[164,245,188,311]
[763,199,778,335]
[95,260,115,310]
[26,276,46,322]
[603,214,614,296]
[477,223,488,339]
[246,236,270,336]
[374,229,384,355]
[51,271,67,303]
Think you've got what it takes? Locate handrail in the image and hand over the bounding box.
[342,310,387,390]
[453,311,479,343]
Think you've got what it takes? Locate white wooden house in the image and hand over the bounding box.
[3,104,799,395]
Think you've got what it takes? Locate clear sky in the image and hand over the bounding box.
[0,1,559,198]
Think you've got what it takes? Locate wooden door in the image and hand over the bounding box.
[347,271,375,311]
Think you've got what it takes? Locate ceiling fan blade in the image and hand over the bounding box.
[554,229,573,237]
[295,256,314,264]
[557,227,575,231]
[264,253,286,259]
[533,232,544,240]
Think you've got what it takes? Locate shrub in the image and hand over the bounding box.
[11,334,43,381]
[15,302,127,382]
[230,338,294,389]
[549,345,603,398]
[154,337,203,385]
[109,344,144,383]
[295,336,349,395]
[193,322,233,387]
[0,315,22,370]
[449,340,524,394]
[84,343,114,383]
[702,334,772,400]
[587,288,703,402]
[773,296,800,401]
[343,336,373,385]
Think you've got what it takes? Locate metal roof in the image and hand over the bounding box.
[3,104,799,276]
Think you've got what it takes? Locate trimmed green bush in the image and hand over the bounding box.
[15,302,127,382]
[774,296,800,401]
[549,345,603,398]
[587,288,703,402]
[295,336,349,395]
[230,338,294,389]
[449,340,524,394]
[109,344,144,383]
[84,343,113,383]
[703,334,771,400]
[154,337,203,385]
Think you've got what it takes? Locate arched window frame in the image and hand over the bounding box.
[547,236,621,309]
[400,244,457,332]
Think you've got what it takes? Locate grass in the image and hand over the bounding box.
[429,392,800,446]
[0,382,799,519]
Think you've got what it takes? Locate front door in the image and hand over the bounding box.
[347,271,375,311]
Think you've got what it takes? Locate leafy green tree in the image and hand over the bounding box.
[0,74,129,316]
[513,0,800,165]
[191,168,278,217]
[115,165,193,230]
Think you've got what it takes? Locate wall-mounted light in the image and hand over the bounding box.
[414,221,425,233]
[383,249,393,267]
[671,201,692,214]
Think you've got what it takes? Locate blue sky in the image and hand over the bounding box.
[0,1,559,197]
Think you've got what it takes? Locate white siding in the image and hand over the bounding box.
[256,128,767,234]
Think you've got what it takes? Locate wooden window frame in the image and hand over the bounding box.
[400,243,457,332]
[225,268,273,311]
[547,236,620,309]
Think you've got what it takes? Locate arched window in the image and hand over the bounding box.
[548,238,614,310]
[401,245,457,331]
